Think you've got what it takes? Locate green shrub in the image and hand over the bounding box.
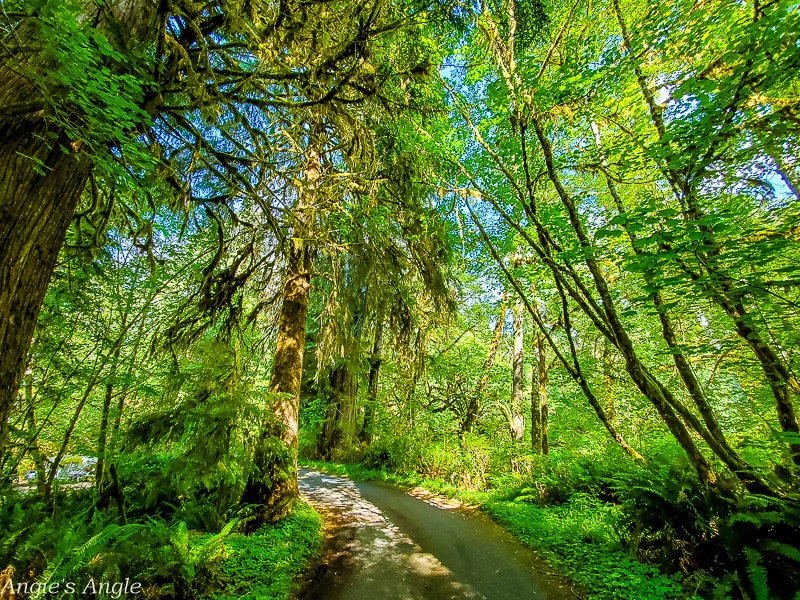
[485,498,684,599]
[360,436,414,472]
[613,460,800,599]
[207,501,323,599]
[1,473,322,599]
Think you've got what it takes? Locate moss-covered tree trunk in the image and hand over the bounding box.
[329,363,359,461]
[241,123,319,529]
[317,282,367,461]
[317,361,358,460]
[360,320,384,445]
[0,113,90,466]
[592,121,770,491]
[242,234,312,528]
[531,331,548,454]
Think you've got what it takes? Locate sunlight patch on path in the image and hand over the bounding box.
[299,470,484,599]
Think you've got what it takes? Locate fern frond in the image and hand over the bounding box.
[32,524,142,600]
[189,516,247,569]
[763,540,800,563]
[744,547,769,600]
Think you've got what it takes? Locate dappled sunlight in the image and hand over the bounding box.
[408,487,465,511]
[299,470,486,599]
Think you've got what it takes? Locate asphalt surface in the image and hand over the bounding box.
[298,470,572,600]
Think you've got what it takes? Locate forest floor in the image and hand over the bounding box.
[296,469,577,600]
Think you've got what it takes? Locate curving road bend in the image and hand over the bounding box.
[298,470,572,600]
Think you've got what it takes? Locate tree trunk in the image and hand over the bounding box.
[467,205,642,460]
[317,283,367,460]
[723,301,800,464]
[405,330,424,429]
[510,294,525,441]
[531,331,548,454]
[360,320,384,445]
[24,377,47,495]
[462,290,508,435]
[602,340,615,422]
[241,236,312,528]
[533,117,720,487]
[317,370,339,460]
[241,121,319,529]
[330,363,359,462]
[317,361,359,461]
[96,314,126,487]
[0,115,90,466]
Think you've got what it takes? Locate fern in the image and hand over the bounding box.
[31,523,142,600]
[729,510,785,527]
[189,516,247,569]
[171,520,189,554]
[744,547,769,600]
[763,540,800,563]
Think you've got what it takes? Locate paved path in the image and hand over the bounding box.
[298,470,573,600]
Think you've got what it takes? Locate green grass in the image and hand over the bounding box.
[303,461,689,600]
[484,497,686,600]
[205,501,323,599]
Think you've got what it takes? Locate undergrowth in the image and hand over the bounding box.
[202,501,323,600]
[0,473,322,600]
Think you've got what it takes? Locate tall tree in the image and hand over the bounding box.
[510,290,525,441]
[0,0,418,466]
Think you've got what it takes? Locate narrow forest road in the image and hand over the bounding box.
[297,470,574,600]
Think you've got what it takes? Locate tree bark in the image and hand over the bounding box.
[317,282,367,460]
[330,362,359,461]
[317,369,339,460]
[360,320,384,445]
[602,340,615,422]
[531,331,548,454]
[95,313,127,487]
[510,293,525,441]
[467,204,643,460]
[241,235,311,528]
[317,361,358,461]
[0,115,90,466]
[241,120,319,529]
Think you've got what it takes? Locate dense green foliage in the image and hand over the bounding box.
[0,463,321,599]
[2,0,800,598]
[204,502,322,600]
